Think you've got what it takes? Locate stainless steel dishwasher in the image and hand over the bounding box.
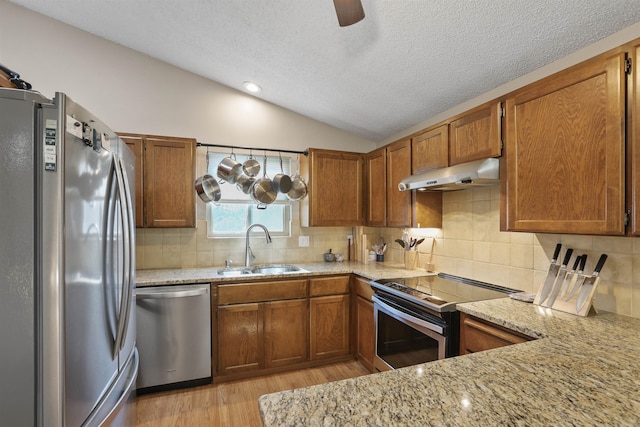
[136,283,212,393]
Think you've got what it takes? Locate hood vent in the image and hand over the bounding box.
[398,158,499,192]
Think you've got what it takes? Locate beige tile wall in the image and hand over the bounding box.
[372,186,640,319]
[136,184,640,319]
[135,211,354,270]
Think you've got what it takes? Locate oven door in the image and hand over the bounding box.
[373,294,447,371]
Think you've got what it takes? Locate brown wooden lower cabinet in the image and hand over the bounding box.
[215,275,353,382]
[354,276,375,373]
[459,312,532,354]
[309,294,350,360]
[217,302,264,376]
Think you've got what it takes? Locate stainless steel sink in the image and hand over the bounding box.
[217,264,307,277]
[250,264,307,275]
[216,267,255,277]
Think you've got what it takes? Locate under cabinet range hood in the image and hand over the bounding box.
[398,158,500,191]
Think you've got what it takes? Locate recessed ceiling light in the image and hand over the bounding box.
[243,81,262,94]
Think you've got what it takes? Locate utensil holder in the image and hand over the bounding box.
[404,251,417,270]
[376,254,384,262]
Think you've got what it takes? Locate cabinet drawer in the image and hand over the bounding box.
[353,276,375,300]
[309,276,350,297]
[218,279,307,305]
[461,314,531,354]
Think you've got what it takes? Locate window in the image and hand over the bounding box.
[206,151,293,237]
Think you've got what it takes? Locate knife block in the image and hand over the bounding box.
[534,275,600,317]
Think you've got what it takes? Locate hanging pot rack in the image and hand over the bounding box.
[197,142,308,157]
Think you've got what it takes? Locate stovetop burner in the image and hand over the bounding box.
[370,273,517,312]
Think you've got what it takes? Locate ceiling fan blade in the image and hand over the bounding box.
[332,0,365,27]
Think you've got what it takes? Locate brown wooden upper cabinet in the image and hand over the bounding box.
[449,101,503,166]
[301,148,364,227]
[630,41,640,236]
[412,124,449,173]
[365,147,387,226]
[503,52,626,235]
[118,133,196,228]
[386,138,412,228]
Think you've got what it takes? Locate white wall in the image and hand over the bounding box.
[0,1,375,153]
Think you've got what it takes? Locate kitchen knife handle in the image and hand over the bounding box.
[593,254,608,275]
[570,255,582,271]
[561,248,573,266]
[579,254,587,272]
[552,243,562,262]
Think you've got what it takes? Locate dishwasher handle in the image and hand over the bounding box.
[136,286,209,300]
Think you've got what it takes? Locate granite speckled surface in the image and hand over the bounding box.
[135,261,432,287]
[259,298,640,426]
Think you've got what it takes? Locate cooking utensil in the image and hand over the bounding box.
[395,239,405,249]
[544,248,573,307]
[217,151,243,184]
[564,255,588,301]
[272,152,292,193]
[286,154,308,201]
[534,243,562,305]
[557,255,582,300]
[194,174,221,203]
[242,149,260,177]
[235,173,256,194]
[251,154,277,207]
[576,254,608,312]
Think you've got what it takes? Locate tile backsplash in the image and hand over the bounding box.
[136,186,640,319]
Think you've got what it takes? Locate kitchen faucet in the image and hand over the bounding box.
[245,224,272,267]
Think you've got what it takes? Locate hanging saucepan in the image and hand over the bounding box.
[251,154,277,208]
[235,173,256,194]
[286,154,308,201]
[242,149,260,177]
[217,151,243,184]
[194,174,221,203]
[272,152,292,194]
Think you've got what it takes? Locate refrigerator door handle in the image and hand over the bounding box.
[112,154,131,358]
[117,154,136,351]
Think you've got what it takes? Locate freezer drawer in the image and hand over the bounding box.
[136,284,212,392]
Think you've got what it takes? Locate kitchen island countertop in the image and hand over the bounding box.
[259,298,640,426]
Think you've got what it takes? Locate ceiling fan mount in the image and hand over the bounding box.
[332,0,365,27]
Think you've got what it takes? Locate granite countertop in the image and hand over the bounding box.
[259,298,640,426]
[135,261,433,287]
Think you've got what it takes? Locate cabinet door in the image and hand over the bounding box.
[120,136,144,227]
[459,313,531,355]
[386,138,412,228]
[355,295,375,372]
[309,294,350,360]
[412,124,449,173]
[302,149,363,226]
[504,53,625,234]
[144,136,196,228]
[264,299,308,368]
[217,303,264,376]
[631,44,640,235]
[366,147,387,226]
[449,101,502,165]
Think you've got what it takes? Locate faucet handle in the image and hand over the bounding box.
[225,259,233,268]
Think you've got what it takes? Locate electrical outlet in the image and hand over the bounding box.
[347,234,353,241]
[299,236,310,247]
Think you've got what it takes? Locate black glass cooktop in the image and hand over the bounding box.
[370,273,517,312]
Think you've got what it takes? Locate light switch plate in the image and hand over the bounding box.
[299,236,310,247]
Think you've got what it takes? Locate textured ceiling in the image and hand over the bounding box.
[8,0,640,142]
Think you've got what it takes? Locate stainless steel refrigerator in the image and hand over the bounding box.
[0,88,138,426]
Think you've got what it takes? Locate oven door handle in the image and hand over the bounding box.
[372,295,445,335]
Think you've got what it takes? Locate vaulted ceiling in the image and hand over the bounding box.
[9,0,640,142]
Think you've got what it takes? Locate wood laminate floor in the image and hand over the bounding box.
[134,360,370,427]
